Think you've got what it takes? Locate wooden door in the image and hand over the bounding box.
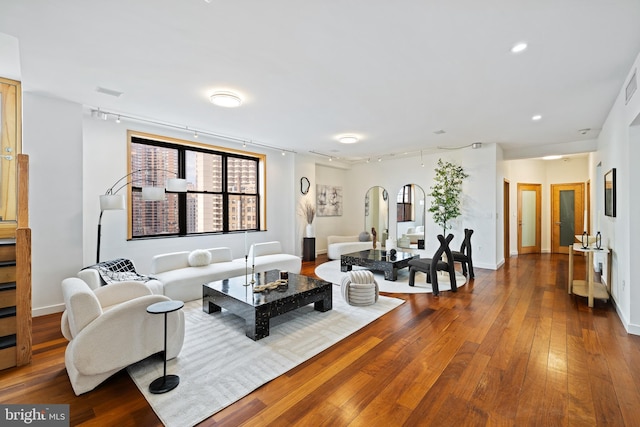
[551,183,584,254]
[517,183,541,254]
[504,179,510,260]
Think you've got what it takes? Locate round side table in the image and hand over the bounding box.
[147,300,184,394]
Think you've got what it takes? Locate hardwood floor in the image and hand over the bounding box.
[2,253,640,426]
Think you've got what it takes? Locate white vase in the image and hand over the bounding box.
[305,224,313,238]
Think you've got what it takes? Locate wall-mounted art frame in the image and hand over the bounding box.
[316,184,342,216]
[604,168,616,217]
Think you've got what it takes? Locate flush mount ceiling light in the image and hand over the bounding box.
[511,42,528,53]
[543,155,562,160]
[338,135,359,144]
[532,114,542,121]
[209,91,242,108]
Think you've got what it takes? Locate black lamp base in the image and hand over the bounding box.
[149,374,180,394]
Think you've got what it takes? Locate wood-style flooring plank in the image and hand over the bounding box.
[1,254,640,426]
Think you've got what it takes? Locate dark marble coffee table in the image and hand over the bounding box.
[202,270,332,340]
[341,249,419,281]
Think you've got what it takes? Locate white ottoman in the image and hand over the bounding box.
[340,270,379,306]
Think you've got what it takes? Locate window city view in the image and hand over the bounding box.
[130,141,259,237]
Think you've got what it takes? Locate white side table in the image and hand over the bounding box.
[568,244,610,308]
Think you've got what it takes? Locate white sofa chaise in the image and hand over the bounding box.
[150,247,247,302]
[239,241,302,274]
[327,235,374,260]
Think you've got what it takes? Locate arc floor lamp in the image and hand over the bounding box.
[97,169,187,263]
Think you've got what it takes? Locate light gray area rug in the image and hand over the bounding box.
[315,260,467,294]
[127,286,404,427]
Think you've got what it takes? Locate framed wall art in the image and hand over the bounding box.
[604,168,616,217]
[316,184,343,216]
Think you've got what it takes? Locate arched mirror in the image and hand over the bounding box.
[396,184,426,249]
[364,186,389,247]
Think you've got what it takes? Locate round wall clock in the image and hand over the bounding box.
[300,177,310,195]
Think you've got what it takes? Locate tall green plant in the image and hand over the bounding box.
[428,159,468,235]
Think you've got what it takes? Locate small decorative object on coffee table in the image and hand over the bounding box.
[146,300,184,394]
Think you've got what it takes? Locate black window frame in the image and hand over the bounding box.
[128,133,263,239]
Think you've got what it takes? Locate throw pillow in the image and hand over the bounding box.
[188,249,212,267]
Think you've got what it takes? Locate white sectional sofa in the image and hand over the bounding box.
[239,241,302,275]
[150,247,247,302]
[79,242,301,303]
[150,242,301,302]
[327,235,374,260]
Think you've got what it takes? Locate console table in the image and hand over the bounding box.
[568,243,611,307]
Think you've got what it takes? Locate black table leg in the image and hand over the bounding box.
[149,311,180,394]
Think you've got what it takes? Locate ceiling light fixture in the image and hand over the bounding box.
[378,157,382,162]
[209,91,242,108]
[511,42,528,53]
[532,114,542,121]
[193,131,199,138]
[115,115,121,123]
[543,155,562,160]
[338,135,359,144]
[471,142,482,149]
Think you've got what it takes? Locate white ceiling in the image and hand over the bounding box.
[2,0,640,162]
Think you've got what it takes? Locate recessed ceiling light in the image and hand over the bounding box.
[511,42,528,53]
[209,91,242,108]
[543,155,562,160]
[338,135,359,144]
[532,114,542,121]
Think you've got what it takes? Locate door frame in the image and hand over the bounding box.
[503,179,510,261]
[517,183,541,254]
[550,182,585,254]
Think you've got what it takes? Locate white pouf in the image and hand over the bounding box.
[341,270,379,306]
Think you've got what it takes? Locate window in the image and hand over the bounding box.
[397,184,413,222]
[128,132,263,239]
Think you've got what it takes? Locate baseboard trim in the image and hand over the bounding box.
[33,303,65,317]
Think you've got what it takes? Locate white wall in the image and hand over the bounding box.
[83,117,298,274]
[503,156,589,254]
[337,144,499,270]
[20,104,298,315]
[313,163,349,254]
[594,50,640,334]
[23,93,84,315]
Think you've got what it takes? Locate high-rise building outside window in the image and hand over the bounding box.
[127,132,263,239]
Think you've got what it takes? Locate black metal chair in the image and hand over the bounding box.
[408,234,457,296]
[451,228,474,278]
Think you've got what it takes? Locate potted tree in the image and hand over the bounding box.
[428,158,468,236]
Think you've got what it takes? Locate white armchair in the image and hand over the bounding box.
[61,278,185,395]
